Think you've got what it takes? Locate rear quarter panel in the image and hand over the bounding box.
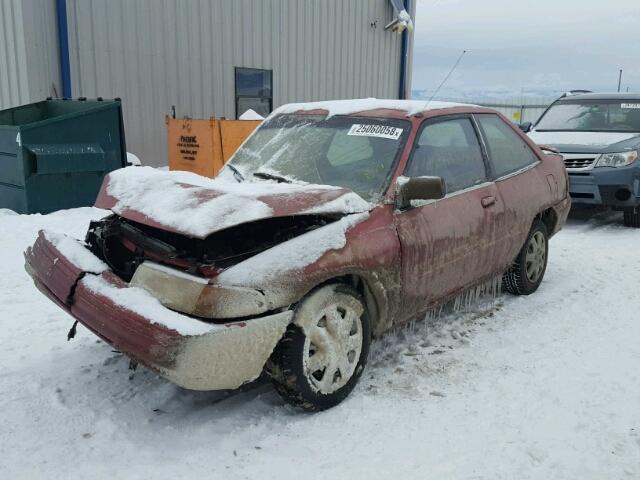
[495,165,556,258]
[495,119,570,258]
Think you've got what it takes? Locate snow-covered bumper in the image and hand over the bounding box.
[24,231,292,391]
[568,164,640,207]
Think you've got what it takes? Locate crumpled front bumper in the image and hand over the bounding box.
[24,231,292,391]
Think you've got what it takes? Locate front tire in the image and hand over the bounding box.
[623,207,640,228]
[266,284,370,411]
[503,220,549,295]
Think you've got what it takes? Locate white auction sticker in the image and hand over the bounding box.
[621,103,640,109]
[347,124,403,140]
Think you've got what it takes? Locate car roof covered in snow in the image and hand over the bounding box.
[270,98,478,118]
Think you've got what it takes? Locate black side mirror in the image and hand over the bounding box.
[396,176,446,210]
[518,122,533,133]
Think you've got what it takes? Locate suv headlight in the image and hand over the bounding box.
[595,150,638,168]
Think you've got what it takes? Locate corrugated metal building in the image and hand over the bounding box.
[0,0,61,107]
[1,0,415,166]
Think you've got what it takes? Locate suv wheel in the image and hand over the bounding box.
[623,207,640,228]
[266,284,370,411]
[503,220,549,295]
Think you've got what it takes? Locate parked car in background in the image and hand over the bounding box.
[525,92,640,227]
[25,99,570,411]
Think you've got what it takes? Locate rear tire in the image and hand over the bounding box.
[623,207,640,228]
[503,220,549,295]
[266,284,370,412]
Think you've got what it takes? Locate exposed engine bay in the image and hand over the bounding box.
[85,214,339,281]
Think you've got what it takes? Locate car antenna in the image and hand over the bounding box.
[424,50,467,111]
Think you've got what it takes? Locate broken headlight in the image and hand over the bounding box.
[130,262,269,319]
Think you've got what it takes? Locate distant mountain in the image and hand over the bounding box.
[411,87,562,101]
[411,84,627,101]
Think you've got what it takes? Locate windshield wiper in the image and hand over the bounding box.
[253,171,292,183]
[226,164,244,182]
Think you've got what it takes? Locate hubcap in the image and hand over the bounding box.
[525,231,546,283]
[303,302,363,394]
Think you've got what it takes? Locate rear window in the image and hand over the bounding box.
[476,114,538,178]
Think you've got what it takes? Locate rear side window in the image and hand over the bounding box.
[405,117,487,193]
[475,114,538,177]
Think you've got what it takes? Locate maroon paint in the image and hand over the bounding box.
[96,180,365,239]
[25,231,83,304]
[25,233,182,371]
[394,182,506,319]
[25,105,572,385]
[70,272,181,370]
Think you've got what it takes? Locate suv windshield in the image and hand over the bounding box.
[535,99,640,132]
[225,114,411,201]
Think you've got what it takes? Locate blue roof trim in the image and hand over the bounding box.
[398,0,410,99]
[56,0,72,98]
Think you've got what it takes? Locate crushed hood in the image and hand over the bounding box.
[529,130,640,153]
[95,167,372,239]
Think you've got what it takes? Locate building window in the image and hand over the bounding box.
[235,67,272,119]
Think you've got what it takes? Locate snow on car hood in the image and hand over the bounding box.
[217,212,370,285]
[95,167,372,238]
[528,130,640,149]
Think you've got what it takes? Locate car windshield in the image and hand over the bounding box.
[535,99,640,132]
[225,114,411,201]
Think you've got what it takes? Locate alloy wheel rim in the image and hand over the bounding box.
[525,231,546,283]
[303,302,363,394]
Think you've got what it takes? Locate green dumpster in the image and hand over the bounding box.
[0,98,127,214]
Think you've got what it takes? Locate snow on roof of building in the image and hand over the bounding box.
[271,98,474,118]
[238,109,265,120]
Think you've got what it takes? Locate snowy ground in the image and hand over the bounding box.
[1,206,639,479]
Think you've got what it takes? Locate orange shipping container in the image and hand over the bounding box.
[166,116,261,178]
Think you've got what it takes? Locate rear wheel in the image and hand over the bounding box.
[623,207,640,228]
[266,284,370,411]
[503,220,549,295]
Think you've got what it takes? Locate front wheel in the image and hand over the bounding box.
[503,220,549,295]
[623,207,640,228]
[266,284,370,411]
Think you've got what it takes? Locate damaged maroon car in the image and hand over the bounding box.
[25,99,570,411]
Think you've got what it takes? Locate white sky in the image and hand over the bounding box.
[411,0,640,96]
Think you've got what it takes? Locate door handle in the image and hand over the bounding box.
[481,196,497,208]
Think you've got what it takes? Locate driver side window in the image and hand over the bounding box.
[405,117,487,193]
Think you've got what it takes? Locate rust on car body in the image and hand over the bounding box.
[24,100,571,392]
